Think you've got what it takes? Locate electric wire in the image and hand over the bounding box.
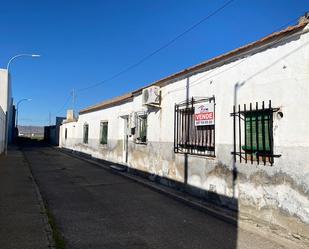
[54,94,72,117]
[77,0,236,92]
[162,16,303,97]
[55,14,301,117]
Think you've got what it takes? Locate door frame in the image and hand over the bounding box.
[120,115,129,164]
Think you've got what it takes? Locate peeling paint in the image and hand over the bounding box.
[59,29,309,239]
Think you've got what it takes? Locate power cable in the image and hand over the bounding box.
[54,94,72,116]
[77,0,236,92]
[162,15,303,96]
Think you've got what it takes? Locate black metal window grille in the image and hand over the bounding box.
[83,124,89,144]
[231,100,281,165]
[136,115,147,144]
[174,97,215,157]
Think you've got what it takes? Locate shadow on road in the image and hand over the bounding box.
[18,137,239,249]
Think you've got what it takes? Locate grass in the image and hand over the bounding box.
[45,208,66,249]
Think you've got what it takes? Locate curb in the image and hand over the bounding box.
[21,149,57,249]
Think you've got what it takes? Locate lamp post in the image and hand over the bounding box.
[4,53,40,152]
[16,98,32,130]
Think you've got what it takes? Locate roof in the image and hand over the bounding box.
[80,92,133,114]
[80,21,308,115]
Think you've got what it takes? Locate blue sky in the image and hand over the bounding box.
[0,0,308,125]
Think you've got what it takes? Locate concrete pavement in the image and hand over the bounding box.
[0,146,53,249]
[20,142,294,249]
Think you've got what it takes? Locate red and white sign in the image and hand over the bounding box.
[195,102,214,126]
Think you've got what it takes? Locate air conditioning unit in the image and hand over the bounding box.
[142,86,160,106]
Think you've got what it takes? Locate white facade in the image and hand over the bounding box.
[60,24,309,238]
[0,69,12,154]
[0,107,5,153]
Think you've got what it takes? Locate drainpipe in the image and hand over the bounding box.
[184,77,190,185]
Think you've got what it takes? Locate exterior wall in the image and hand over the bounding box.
[0,107,5,154]
[0,69,13,154]
[0,70,10,113]
[45,117,65,146]
[60,27,309,238]
[7,99,15,143]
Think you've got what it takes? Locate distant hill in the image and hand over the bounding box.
[18,125,44,137]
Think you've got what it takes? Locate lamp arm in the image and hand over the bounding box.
[7,54,38,71]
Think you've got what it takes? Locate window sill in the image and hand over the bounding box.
[191,154,216,160]
[134,141,147,145]
[175,151,215,159]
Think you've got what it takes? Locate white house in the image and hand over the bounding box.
[60,18,309,239]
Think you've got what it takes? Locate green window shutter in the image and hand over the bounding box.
[83,124,89,144]
[244,113,270,152]
[100,122,108,145]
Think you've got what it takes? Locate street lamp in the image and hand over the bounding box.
[16,98,32,129]
[4,53,40,150]
[7,54,41,71]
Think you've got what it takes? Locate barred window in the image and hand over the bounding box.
[136,115,147,144]
[100,121,108,145]
[83,124,89,144]
[231,100,281,165]
[174,97,215,157]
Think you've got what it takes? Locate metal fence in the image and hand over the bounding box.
[174,97,215,157]
[230,100,281,165]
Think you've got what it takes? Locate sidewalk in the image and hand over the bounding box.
[0,146,53,249]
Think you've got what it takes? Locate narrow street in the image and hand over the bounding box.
[12,141,288,249]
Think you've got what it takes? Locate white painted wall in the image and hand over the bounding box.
[0,69,12,154]
[0,70,10,113]
[0,107,5,154]
[60,26,309,236]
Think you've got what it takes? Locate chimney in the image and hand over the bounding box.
[298,12,309,24]
[66,109,75,122]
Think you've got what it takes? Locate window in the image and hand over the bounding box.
[83,124,89,144]
[244,111,271,153]
[174,97,215,157]
[65,128,67,140]
[100,121,108,145]
[231,100,281,165]
[136,115,147,143]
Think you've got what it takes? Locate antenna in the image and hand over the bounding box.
[72,88,75,118]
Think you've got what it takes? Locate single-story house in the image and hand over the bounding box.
[60,17,309,239]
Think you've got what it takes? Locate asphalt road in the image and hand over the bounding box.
[21,143,286,249]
